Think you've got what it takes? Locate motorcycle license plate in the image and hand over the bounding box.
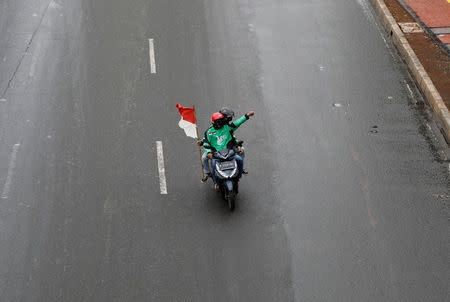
[219,161,235,170]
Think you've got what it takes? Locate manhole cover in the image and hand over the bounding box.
[398,22,424,34]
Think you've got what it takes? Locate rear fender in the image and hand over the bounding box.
[225,180,234,192]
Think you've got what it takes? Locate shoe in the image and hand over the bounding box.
[242,169,248,175]
[201,172,211,183]
[214,184,220,192]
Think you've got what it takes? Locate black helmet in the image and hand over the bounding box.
[219,107,235,123]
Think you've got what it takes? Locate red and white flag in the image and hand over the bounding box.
[176,104,198,138]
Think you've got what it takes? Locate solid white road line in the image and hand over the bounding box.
[1,143,20,199]
[156,141,167,194]
[149,39,156,74]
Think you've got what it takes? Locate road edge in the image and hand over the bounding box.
[369,0,450,144]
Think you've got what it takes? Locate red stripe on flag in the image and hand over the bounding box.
[176,104,196,124]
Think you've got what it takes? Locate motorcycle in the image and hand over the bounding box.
[212,145,242,212]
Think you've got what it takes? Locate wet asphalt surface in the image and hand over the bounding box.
[0,0,449,301]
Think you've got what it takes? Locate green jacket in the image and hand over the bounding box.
[203,115,249,154]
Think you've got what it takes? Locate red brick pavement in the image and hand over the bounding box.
[403,0,450,47]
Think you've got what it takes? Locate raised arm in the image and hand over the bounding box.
[231,110,255,128]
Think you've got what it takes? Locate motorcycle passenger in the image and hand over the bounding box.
[199,107,245,182]
[203,110,254,191]
[217,107,246,167]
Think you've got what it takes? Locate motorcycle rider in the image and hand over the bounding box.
[218,107,246,162]
[203,110,254,191]
[199,107,246,182]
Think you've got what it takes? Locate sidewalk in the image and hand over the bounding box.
[402,0,450,52]
[379,0,450,141]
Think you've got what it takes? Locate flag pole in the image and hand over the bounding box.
[193,106,205,180]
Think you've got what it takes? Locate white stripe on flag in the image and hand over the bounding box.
[178,118,197,138]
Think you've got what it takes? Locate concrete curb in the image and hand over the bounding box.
[369,0,450,144]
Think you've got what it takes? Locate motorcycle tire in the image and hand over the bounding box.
[226,191,235,212]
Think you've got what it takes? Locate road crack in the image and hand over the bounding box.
[1,0,53,98]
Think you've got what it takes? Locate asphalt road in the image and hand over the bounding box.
[0,0,449,301]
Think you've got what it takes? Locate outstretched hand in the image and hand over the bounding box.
[247,110,255,117]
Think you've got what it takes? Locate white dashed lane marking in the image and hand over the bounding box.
[156,141,167,194]
[2,143,20,199]
[149,39,156,74]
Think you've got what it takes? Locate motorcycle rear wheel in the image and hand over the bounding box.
[226,191,236,212]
